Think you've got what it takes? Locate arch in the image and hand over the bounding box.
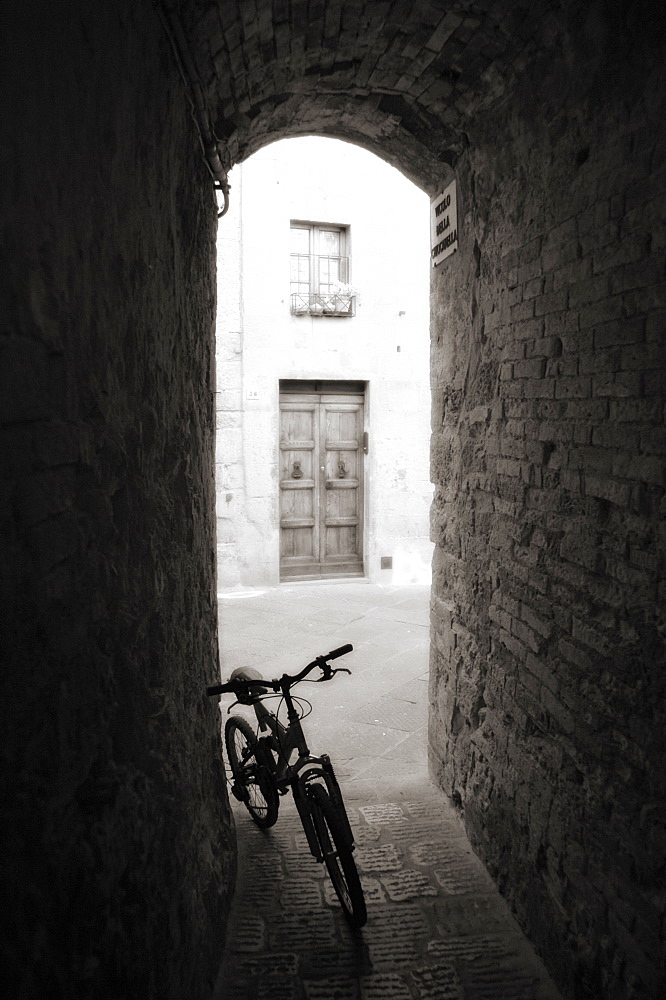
[215,92,453,191]
[178,0,557,188]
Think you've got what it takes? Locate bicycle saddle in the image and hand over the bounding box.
[229,666,269,702]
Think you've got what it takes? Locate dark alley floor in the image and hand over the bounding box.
[213,582,563,1000]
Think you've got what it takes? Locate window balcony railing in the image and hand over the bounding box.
[290,254,355,316]
[290,291,356,317]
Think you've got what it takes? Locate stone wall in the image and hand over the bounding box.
[429,10,665,999]
[0,3,234,996]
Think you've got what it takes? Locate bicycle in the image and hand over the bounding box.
[207,643,367,928]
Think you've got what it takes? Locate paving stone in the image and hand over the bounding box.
[269,910,338,950]
[358,803,406,824]
[461,961,539,1000]
[249,855,285,880]
[380,727,429,763]
[433,897,516,935]
[319,720,410,756]
[321,871,385,909]
[387,819,451,846]
[366,902,429,967]
[231,952,299,978]
[281,848,325,876]
[224,950,299,980]
[333,756,379,781]
[434,866,494,895]
[241,878,284,907]
[360,972,414,999]
[218,984,254,1000]
[356,844,403,872]
[389,675,430,699]
[351,823,381,847]
[411,961,463,999]
[229,913,266,952]
[426,936,518,962]
[380,869,438,900]
[279,877,324,911]
[300,941,369,978]
[321,878,345,910]
[265,829,298,851]
[220,610,304,642]
[257,974,302,1000]
[352,754,430,781]
[302,976,359,1000]
[358,875,386,905]
[351,696,425,732]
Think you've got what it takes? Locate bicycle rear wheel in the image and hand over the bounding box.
[307,783,367,927]
[224,716,279,828]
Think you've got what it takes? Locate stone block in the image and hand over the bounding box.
[558,639,593,671]
[514,317,545,340]
[514,357,547,379]
[528,336,563,358]
[593,234,649,273]
[545,310,580,337]
[523,378,556,398]
[511,299,535,322]
[555,377,591,399]
[612,452,664,486]
[592,316,645,349]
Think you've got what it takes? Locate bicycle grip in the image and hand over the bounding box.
[327,643,353,660]
[206,683,229,696]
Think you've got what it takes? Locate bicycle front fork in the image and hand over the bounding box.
[292,756,355,860]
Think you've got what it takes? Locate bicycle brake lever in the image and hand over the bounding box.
[323,666,351,679]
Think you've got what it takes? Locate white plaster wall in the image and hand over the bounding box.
[216,137,432,588]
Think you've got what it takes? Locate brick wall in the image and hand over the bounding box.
[0,3,234,996]
[429,12,665,998]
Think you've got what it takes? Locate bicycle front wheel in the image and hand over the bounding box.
[225,716,279,829]
[307,783,367,927]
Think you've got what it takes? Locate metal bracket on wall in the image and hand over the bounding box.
[154,0,230,217]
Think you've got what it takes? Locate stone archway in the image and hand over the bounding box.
[3,3,664,998]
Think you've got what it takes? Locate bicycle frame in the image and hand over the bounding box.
[249,688,355,854]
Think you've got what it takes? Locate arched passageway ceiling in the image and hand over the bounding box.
[179,0,576,191]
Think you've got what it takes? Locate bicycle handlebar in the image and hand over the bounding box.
[206,643,353,697]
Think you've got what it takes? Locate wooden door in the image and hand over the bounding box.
[280,386,364,581]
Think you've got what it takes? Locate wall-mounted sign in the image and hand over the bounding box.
[431,181,458,266]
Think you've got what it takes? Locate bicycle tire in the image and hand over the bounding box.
[307,783,367,927]
[224,716,279,828]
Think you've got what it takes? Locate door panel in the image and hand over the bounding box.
[280,388,364,581]
[279,403,318,574]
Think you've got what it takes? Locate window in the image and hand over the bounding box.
[290,222,355,316]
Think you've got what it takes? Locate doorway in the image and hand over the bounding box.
[279,380,365,581]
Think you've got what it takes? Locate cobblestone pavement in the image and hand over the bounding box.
[213,583,563,1000]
